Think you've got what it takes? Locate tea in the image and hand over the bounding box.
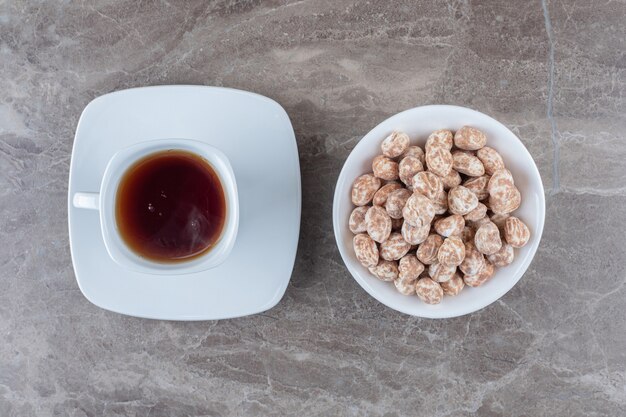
[115,150,226,263]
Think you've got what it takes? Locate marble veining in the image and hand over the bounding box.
[1,0,625,416]
[541,0,560,195]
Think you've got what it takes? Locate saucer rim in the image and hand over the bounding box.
[68,85,301,320]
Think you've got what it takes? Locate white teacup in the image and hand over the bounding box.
[73,138,239,275]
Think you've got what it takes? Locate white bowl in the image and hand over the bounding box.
[333,105,545,318]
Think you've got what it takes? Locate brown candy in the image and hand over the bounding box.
[416,234,444,265]
[415,277,444,304]
[401,221,430,245]
[368,260,399,281]
[380,232,411,261]
[441,272,465,296]
[477,146,505,176]
[353,233,379,268]
[474,222,502,255]
[487,168,514,196]
[365,206,392,243]
[464,175,490,201]
[464,202,488,222]
[434,214,465,238]
[372,155,399,181]
[381,131,410,158]
[401,146,425,165]
[490,213,510,234]
[459,241,486,276]
[402,192,435,227]
[398,254,425,281]
[437,236,466,267]
[351,174,381,206]
[452,151,485,177]
[463,261,495,287]
[428,261,457,283]
[439,169,462,190]
[504,216,530,248]
[489,186,521,215]
[398,155,424,187]
[487,169,520,215]
[454,126,487,150]
[349,206,369,234]
[468,215,492,230]
[412,171,443,200]
[487,243,515,267]
[394,276,417,295]
[385,188,412,219]
[426,130,453,150]
[431,189,449,215]
[448,186,479,216]
[373,182,403,206]
[425,145,453,177]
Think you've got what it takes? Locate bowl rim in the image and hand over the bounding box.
[332,104,546,318]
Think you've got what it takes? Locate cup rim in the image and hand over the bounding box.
[99,138,239,275]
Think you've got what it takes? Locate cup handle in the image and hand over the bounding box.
[73,192,100,210]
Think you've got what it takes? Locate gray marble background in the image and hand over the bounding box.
[1,0,625,416]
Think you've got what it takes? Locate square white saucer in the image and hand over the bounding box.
[68,86,301,320]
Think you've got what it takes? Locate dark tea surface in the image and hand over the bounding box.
[115,150,226,263]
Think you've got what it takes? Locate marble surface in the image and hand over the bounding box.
[1,0,625,415]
